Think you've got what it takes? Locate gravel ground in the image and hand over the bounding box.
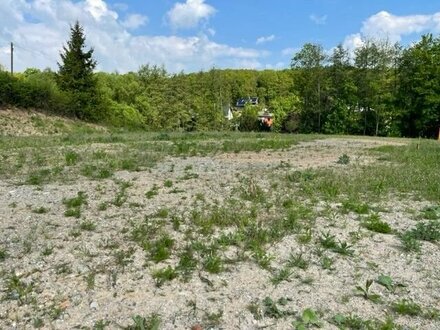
[0,137,439,329]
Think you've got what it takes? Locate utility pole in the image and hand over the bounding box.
[10,42,14,75]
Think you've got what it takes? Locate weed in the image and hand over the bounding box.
[399,232,421,252]
[341,199,370,214]
[252,246,274,270]
[0,247,7,261]
[112,180,132,207]
[421,205,440,220]
[93,319,111,329]
[203,252,223,274]
[164,179,173,188]
[287,252,309,270]
[33,317,44,328]
[145,184,159,199]
[247,301,263,320]
[337,153,350,165]
[362,214,392,234]
[114,248,134,270]
[154,208,169,218]
[152,266,178,287]
[41,244,54,256]
[262,297,294,319]
[26,169,51,185]
[320,256,334,270]
[65,150,80,165]
[292,308,322,329]
[6,273,34,305]
[147,234,174,263]
[332,241,354,256]
[271,267,293,285]
[408,220,440,242]
[81,164,113,179]
[63,191,87,218]
[203,310,223,328]
[32,206,50,214]
[126,314,161,330]
[391,299,422,316]
[297,227,313,244]
[356,279,381,303]
[319,231,337,249]
[80,219,96,231]
[85,271,96,290]
[376,275,406,293]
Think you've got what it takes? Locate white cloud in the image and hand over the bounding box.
[166,0,216,30]
[256,35,275,45]
[361,11,440,42]
[0,0,264,73]
[281,47,298,57]
[122,14,148,30]
[309,14,327,25]
[342,33,365,54]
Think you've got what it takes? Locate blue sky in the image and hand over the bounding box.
[1,0,440,73]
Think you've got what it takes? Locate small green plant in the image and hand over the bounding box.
[41,244,54,256]
[333,241,354,256]
[320,256,334,270]
[262,297,294,319]
[6,273,34,305]
[80,220,96,231]
[399,231,421,252]
[63,191,87,218]
[421,205,440,220]
[65,150,80,165]
[362,214,392,234]
[203,252,223,274]
[126,314,161,330]
[376,275,406,293]
[337,153,350,165]
[319,231,337,249]
[0,247,7,261]
[292,308,322,329]
[408,220,440,242]
[147,234,174,263]
[164,179,173,188]
[271,267,293,285]
[145,184,159,199]
[93,319,111,330]
[152,266,178,287]
[287,252,309,270]
[32,206,50,214]
[356,279,381,303]
[391,299,422,316]
[112,180,132,207]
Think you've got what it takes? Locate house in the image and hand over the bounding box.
[235,97,259,109]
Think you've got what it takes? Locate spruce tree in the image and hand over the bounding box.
[58,21,101,120]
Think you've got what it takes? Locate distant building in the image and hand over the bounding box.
[235,97,259,109]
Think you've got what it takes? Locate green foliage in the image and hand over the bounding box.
[57,21,103,121]
[362,214,393,234]
[292,308,322,329]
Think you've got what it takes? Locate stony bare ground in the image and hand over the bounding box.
[0,135,439,329]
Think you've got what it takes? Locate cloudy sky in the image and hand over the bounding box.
[1,0,440,73]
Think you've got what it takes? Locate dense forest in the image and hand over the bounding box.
[0,23,439,137]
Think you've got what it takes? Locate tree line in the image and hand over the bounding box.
[0,22,439,137]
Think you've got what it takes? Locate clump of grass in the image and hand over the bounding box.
[65,150,80,166]
[292,308,322,329]
[287,252,309,270]
[271,267,293,285]
[0,247,8,261]
[152,266,178,287]
[6,273,35,305]
[262,297,294,319]
[164,179,173,188]
[399,232,421,252]
[63,191,87,218]
[362,213,392,234]
[32,206,50,214]
[337,153,350,165]
[391,299,422,316]
[127,314,161,330]
[112,180,132,207]
[81,164,113,179]
[26,169,52,185]
[203,252,224,274]
[145,184,159,199]
[407,220,440,242]
[79,219,96,231]
[319,231,338,249]
[146,234,174,263]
